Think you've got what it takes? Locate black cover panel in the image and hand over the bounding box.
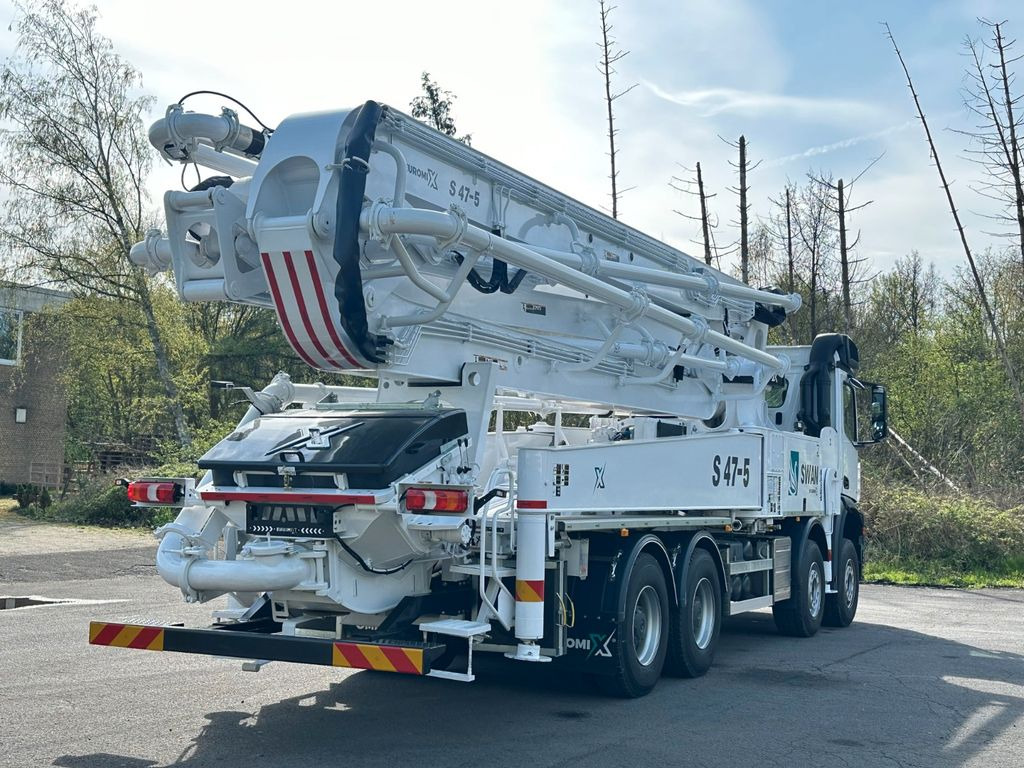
[199,408,468,489]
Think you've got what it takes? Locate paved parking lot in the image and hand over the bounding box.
[2,516,1022,768]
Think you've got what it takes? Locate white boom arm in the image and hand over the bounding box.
[133,100,800,418]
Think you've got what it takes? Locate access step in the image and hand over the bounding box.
[418,618,492,638]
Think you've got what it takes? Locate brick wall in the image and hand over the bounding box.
[0,311,67,487]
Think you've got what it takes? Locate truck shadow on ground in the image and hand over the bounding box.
[54,613,1024,768]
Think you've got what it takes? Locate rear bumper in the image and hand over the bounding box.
[88,620,444,675]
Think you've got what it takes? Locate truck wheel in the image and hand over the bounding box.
[665,548,721,678]
[823,538,859,627]
[600,553,669,698]
[772,540,824,638]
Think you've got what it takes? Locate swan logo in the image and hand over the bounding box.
[788,450,799,495]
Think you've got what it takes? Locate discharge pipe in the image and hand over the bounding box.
[156,529,312,603]
[149,104,266,163]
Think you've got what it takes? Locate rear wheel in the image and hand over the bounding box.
[666,548,721,678]
[823,538,859,627]
[772,540,825,638]
[600,552,669,698]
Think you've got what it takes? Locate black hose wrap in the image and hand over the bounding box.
[332,101,384,364]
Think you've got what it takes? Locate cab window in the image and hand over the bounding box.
[765,376,789,408]
[843,381,857,442]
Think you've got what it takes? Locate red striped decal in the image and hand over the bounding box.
[304,250,362,368]
[262,252,324,370]
[201,491,378,505]
[91,622,125,647]
[516,499,548,509]
[339,642,372,669]
[380,646,420,675]
[515,579,546,602]
[281,251,346,370]
[127,625,163,650]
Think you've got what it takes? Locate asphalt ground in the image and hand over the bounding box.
[1,514,1022,768]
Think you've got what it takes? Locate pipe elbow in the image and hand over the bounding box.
[156,530,313,602]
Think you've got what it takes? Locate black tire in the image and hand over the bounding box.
[772,540,825,638]
[599,553,670,698]
[823,538,860,628]
[665,548,721,678]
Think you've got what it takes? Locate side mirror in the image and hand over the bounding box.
[869,384,888,442]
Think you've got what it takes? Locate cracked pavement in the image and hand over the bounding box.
[1,515,1022,768]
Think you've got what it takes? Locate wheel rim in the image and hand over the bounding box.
[808,563,823,619]
[632,584,662,666]
[691,577,715,650]
[844,558,857,606]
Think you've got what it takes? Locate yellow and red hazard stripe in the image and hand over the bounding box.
[515,578,545,603]
[332,641,424,674]
[89,622,164,651]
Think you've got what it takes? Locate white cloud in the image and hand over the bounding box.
[642,80,877,122]
[762,120,917,168]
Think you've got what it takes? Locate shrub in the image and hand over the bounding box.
[860,478,1024,572]
[16,484,52,509]
[20,475,165,528]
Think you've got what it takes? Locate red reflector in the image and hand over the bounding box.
[127,481,179,504]
[405,488,468,513]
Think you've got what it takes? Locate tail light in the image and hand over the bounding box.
[126,481,182,505]
[405,488,469,513]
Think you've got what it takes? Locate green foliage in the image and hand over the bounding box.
[410,72,472,144]
[852,251,1024,498]
[17,474,166,528]
[15,484,51,509]
[861,478,1024,575]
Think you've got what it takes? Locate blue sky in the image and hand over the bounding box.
[1,0,1021,277]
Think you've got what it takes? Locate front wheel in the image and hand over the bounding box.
[823,538,860,627]
[665,548,721,678]
[600,553,669,698]
[772,540,824,638]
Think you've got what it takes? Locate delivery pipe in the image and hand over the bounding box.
[157,533,312,602]
[363,205,786,371]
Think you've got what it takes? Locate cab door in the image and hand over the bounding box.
[838,372,861,503]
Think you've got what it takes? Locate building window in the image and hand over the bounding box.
[0,308,22,365]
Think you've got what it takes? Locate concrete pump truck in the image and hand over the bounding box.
[89,98,888,697]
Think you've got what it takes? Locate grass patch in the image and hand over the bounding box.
[864,555,1024,589]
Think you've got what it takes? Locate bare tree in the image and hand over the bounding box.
[410,72,472,144]
[886,21,1024,426]
[739,137,750,282]
[723,135,760,283]
[0,0,191,446]
[785,186,795,294]
[597,0,636,219]
[960,21,1024,276]
[807,159,877,333]
[792,176,837,339]
[671,162,718,266]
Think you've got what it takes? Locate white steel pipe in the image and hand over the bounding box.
[157,532,312,601]
[364,206,785,371]
[528,244,801,312]
[192,143,258,178]
[149,109,263,162]
[393,234,800,312]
